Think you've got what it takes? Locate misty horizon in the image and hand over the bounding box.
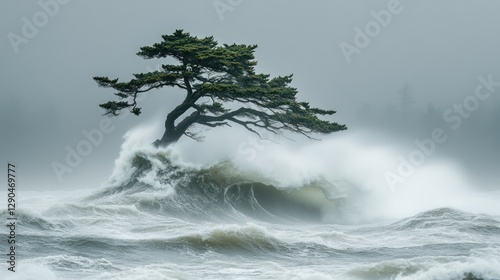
[1,2,500,279]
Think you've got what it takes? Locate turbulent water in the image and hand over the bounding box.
[2,135,500,279]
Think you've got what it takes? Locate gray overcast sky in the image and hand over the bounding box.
[1,0,500,190]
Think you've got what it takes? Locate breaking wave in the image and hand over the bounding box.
[81,149,347,223]
[4,128,500,280]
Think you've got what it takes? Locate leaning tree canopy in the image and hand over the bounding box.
[93,29,346,145]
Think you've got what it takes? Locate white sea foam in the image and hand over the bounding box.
[6,127,499,280]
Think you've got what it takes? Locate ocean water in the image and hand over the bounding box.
[2,134,500,280]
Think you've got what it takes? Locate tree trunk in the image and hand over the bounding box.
[152,74,201,148]
[153,110,201,147]
[153,132,183,147]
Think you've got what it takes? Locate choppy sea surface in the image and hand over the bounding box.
[2,143,500,280]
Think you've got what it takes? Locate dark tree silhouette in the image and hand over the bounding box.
[94,30,346,147]
[396,83,415,113]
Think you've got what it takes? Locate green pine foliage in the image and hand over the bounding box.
[94,30,346,146]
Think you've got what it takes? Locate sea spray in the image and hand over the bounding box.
[2,126,500,279]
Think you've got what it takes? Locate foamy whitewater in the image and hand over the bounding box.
[1,128,500,280]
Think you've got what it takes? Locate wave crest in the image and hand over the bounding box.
[83,148,347,223]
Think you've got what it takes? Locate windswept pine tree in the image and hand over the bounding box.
[94,30,346,147]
